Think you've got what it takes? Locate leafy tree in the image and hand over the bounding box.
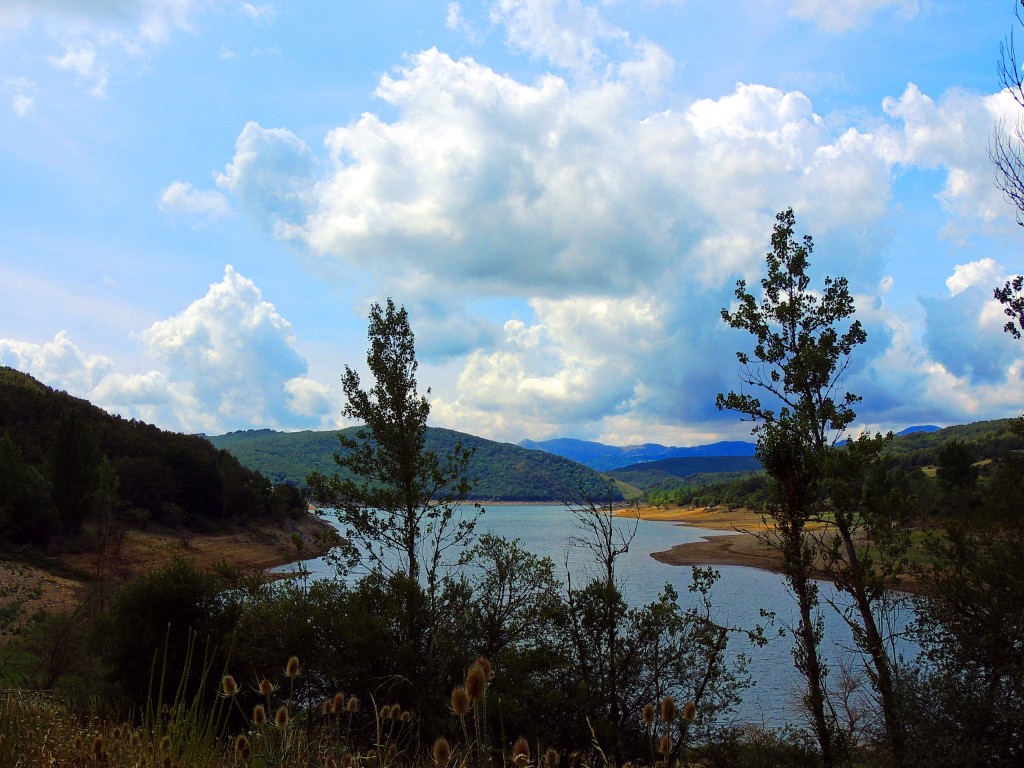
[307,299,480,592]
[903,525,1024,766]
[717,208,866,768]
[991,7,1024,337]
[0,432,58,545]
[47,408,100,536]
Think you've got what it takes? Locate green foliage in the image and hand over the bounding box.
[307,299,479,585]
[211,426,623,502]
[0,432,59,545]
[903,524,1024,766]
[717,208,869,768]
[47,408,101,536]
[97,558,232,704]
[0,366,305,550]
[606,456,762,492]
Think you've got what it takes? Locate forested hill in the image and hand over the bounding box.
[0,367,304,547]
[209,427,623,502]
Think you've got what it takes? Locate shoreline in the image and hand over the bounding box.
[0,513,339,638]
[621,504,923,593]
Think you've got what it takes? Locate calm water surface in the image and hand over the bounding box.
[282,504,917,728]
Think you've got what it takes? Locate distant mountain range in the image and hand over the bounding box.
[519,426,941,471]
[517,437,757,471]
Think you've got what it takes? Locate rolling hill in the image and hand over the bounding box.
[209,427,625,502]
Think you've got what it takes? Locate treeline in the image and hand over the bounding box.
[642,418,1024,519]
[210,426,623,502]
[0,367,304,548]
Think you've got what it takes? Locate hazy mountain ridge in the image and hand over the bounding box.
[520,426,943,471]
[517,437,757,471]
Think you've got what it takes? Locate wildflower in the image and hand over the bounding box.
[512,737,531,765]
[450,686,470,717]
[642,703,655,724]
[432,737,451,767]
[658,735,672,755]
[660,695,676,723]
[475,656,493,680]
[682,700,697,723]
[221,674,239,698]
[465,663,487,702]
[235,734,251,759]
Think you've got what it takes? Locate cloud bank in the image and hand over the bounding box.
[1,267,337,435]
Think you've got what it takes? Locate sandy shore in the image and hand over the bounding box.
[621,505,921,592]
[0,513,338,639]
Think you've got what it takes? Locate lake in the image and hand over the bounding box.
[279,504,918,729]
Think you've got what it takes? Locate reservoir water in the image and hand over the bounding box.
[280,504,918,729]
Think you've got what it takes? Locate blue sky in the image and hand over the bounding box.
[2,0,1023,446]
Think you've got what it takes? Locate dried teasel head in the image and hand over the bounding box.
[658,735,673,755]
[346,696,360,714]
[660,695,676,723]
[475,656,493,680]
[221,674,238,698]
[379,704,391,721]
[387,743,399,761]
[389,703,402,720]
[641,703,655,724]
[323,699,336,716]
[258,677,275,697]
[333,692,346,712]
[682,700,697,723]
[432,736,451,767]
[465,663,487,702]
[285,656,301,678]
[545,747,560,768]
[400,709,411,723]
[159,735,171,753]
[342,752,355,768]
[275,705,289,728]
[450,686,470,717]
[235,734,251,758]
[512,737,531,765]
[253,704,267,727]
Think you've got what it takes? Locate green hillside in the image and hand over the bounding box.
[605,456,762,491]
[0,367,304,547]
[209,427,623,502]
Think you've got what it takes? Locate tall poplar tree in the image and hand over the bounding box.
[308,299,479,597]
[717,208,865,768]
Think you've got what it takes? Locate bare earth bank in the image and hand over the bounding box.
[620,505,921,593]
[0,514,338,637]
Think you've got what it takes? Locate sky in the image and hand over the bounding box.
[2,0,1024,447]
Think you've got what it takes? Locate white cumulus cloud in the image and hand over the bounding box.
[1,268,339,434]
